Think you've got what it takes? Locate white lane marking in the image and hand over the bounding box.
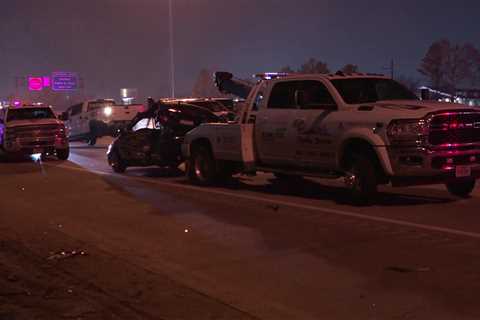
[48,162,480,240]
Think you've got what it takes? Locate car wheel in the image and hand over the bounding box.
[109,150,127,173]
[56,148,69,160]
[344,154,378,205]
[188,146,216,185]
[87,137,97,146]
[446,178,476,198]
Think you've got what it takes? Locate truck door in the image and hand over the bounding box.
[68,103,84,138]
[255,80,299,167]
[293,80,338,169]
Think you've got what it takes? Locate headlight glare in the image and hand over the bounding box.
[104,106,113,116]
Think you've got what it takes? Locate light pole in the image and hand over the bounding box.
[168,0,176,98]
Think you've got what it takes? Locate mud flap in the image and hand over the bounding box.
[240,124,255,171]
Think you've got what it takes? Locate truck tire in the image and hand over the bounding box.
[446,178,475,198]
[188,146,216,185]
[345,154,378,205]
[56,148,70,161]
[108,150,127,173]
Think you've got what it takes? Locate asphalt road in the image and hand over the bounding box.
[3,139,480,319]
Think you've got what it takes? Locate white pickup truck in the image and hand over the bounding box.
[61,99,144,145]
[0,105,69,160]
[182,72,480,203]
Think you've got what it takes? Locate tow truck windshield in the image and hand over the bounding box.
[6,107,55,122]
[331,78,418,104]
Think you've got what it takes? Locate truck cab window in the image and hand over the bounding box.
[267,81,297,109]
[297,80,336,109]
[70,104,83,116]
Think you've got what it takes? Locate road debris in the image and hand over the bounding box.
[7,274,18,282]
[266,204,280,211]
[47,250,88,261]
[385,266,432,273]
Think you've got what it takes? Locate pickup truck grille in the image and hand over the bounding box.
[428,112,480,146]
[10,125,60,138]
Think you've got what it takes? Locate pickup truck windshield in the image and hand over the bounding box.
[331,78,418,104]
[6,108,55,122]
[88,101,115,111]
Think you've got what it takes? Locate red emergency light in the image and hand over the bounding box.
[28,77,44,91]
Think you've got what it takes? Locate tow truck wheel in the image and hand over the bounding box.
[109,151,127,173]
[56,148,70,161]
[446,178,476,198]
[188,146,216,185]
[344,154,378,205]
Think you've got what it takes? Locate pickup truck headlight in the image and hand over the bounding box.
[57,124,67,137]
[387,119,427,142]
[104,107,113,116]
[5,129,17,140]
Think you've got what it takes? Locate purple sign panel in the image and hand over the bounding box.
[52,72,78,91]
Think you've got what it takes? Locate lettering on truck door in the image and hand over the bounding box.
[292,80,337,169]
[254,80,299,167]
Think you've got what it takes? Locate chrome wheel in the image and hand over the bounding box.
[194,154,210,182]
[188,146,216,185]
[344,172,358,189]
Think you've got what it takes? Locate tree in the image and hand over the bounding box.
[418,39,450,89]
[444,43,479,91]
[279,66,295,73]
[299,58,330,74]
[340,64,359,74]
[462,43,480,87]
[418,39,480,92]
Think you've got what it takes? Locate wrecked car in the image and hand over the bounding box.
[107,100,219,173]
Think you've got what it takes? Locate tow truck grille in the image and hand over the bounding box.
[428,112,480,146]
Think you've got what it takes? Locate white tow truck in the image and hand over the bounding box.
[61,99,144,145]
[182,71,480,203]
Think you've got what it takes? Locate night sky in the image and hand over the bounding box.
[1,0,479,104]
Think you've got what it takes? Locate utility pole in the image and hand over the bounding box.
[390,59,394,79]
[168,0,176,98]
[383,59,394,79]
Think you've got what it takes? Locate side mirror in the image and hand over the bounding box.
[295,90,306,108]
[115,127,127,137]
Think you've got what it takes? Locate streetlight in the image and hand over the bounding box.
[168,0,176,98]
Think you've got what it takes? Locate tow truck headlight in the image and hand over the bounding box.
[387,119,427,142]
[103,106,113,117]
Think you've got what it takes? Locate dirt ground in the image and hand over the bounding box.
[0,225,253,320]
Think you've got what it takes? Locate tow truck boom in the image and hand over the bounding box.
[214,72,254,99]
